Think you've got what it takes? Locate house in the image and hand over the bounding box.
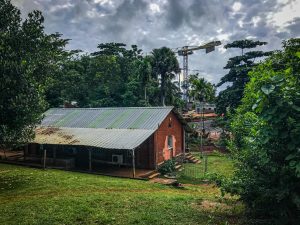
[26,107,191,177]
[195,102,216,113]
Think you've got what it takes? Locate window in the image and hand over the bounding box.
[168,117,172,128]
[168,135,173,149]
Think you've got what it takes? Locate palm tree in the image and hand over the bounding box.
[150,47,180,106]
[189,75,216,103]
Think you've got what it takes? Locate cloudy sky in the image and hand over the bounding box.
[12,0,300,87]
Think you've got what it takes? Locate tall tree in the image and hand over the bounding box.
[150,47,180,106]
[0,0,69,149]
[92,43,144,107]
[216,40,272,115]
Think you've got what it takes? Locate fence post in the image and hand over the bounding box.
[204,155,208,174]
[89,148,92,171]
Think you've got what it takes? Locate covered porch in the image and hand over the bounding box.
[0,146,156,179]
[21,126,158,178]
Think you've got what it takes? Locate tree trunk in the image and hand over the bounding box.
[161,75,166,106]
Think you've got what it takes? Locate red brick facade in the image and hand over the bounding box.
[154,111,184,166]
[135,111,185,169]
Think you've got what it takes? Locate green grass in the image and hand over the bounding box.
[0,163,247,225]
[177,152,235,185]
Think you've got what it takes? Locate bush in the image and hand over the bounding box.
[223,39,300,224]
[158,159,176,175]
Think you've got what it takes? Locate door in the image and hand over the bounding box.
[163,135,173,161]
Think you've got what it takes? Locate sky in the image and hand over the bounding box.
[12,0,300,88]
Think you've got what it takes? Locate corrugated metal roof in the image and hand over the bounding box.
[42,107,173,130]
[34,127,154,150]
[34,107,192,150]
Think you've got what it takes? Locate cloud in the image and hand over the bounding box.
[285,17,300,36]
[11,0,300,89]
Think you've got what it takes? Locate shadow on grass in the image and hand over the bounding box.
[0,173,35,193]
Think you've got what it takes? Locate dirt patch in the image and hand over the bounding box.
[37,127,60,135]
[61,134,73,140]
[69,139,80,144]
[192,200,232,212]
[36,127,79,145]
[150,178,177,185]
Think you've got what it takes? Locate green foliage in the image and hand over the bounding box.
[0,0,69,149]
[149,47,180,106]
[46,44,181,108]
[158,159,176,175]
[223,38,300,224]
[189,75,216,103]
[178,153,235,185]
[216,39,272,116]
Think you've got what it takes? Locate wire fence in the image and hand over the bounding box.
[180,151,209,180]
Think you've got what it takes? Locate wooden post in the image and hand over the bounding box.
[183,129,186,160]
[154,132,157,169]
[204,155,208,174]
[89,149,92,171]
[24,144,28,161]
[53,147,57,166]
[43,148,47,169]
[132,149,136,178]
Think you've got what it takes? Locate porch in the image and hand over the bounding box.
[0,145,156,179]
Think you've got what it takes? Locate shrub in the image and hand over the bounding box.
[223,39,300,224]
[158,159,176,175]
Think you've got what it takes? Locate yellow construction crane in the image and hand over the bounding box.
[175,41,221,103]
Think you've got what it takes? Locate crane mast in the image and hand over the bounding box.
[176,41,221,107]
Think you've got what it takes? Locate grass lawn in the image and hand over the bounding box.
[0,163,246,225]
[177,152,235,185]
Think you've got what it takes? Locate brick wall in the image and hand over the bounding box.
[154,112,184,165]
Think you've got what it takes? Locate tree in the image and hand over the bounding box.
[150,47,180,106]
[0,0,69,149]
[46,43,162,108]
[44,43,183,109]
[216,40,272,115]
[222,38,300,224]
[136,56,154,106]
[189,74,216,103]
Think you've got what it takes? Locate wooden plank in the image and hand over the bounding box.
[92,159,131,166]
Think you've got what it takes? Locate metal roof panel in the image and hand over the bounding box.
[41,107,173,130]
[34,127,154,150]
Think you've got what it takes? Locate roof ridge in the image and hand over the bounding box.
[38,126,156,131]
[49,106,174,110]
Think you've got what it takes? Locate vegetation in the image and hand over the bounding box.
[189,75,216,103]
[0,163,247,225]
[150,47,181,106]
[0,1,184,148]
[1,1,299,224]
[0,0,69,150]
[216,40,272,115]
[178,153,235,185]
[47,45,184,109]
[158,159,176,175]
[222,38,300,224]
